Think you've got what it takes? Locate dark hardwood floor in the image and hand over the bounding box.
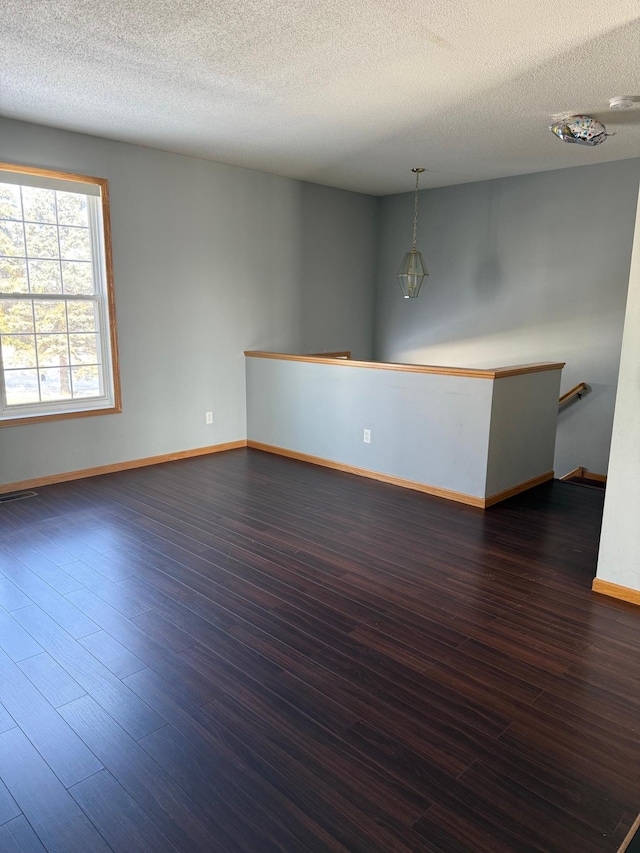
[0,447,639,852]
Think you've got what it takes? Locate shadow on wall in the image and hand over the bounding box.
[376,164,639,367]
[374,158,640,474]
[296,182,378,361]
[474,183,504,301]
[241,179,377,360]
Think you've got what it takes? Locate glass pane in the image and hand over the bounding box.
[69,333,98,365]
[34,300,67,333]
[0,184,22,221]
[28,259,62,294]
[22,186,56,224]
[59,226,90,261]
[67,300,97,332]
[4,369,40,405]
[36,334,69,367]
[25,223,59,259]
[56,192,88,227]
[62,260,93,294]
[72,364,100,398]
[40,367,72,400]
[0,300,34,334]
[0,220,25,257]
[0,258,28,293]
[1,334,37,368]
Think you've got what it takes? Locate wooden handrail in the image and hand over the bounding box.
[245,351,565,379]
[305,351,351,359]
[559,382,587,406]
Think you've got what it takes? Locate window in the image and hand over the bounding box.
[0,164,120,425]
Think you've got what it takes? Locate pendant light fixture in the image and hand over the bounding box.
[396,167,428,299]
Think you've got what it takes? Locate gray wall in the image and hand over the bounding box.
[374,160,640,475]
[0,117,377,485]
[246,356,494,498]
[485,370,561,496]
[246,356,561,500]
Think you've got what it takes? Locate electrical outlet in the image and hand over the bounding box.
[205,411,213,425]
[363,428,371,444]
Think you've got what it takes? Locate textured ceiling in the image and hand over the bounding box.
[1,0,640,195]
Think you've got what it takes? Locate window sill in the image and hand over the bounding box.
[0,404,122,428]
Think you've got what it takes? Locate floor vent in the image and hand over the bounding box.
[0,490,38,503]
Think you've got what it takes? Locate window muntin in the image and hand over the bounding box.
[0,165,120,423]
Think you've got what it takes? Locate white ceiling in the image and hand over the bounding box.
[1,0,640,195]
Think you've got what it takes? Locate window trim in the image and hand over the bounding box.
[0,162,121,427]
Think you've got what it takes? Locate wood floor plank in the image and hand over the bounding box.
[0,727,111,852]
[500,717,640,789]
[456,758,621,851]
[0,816,48,853]
[123,666,346,851]
[0,577,33,611]
[69,768,182,853]
[190,644,431,823]
[59,694,245,853]
[461,738,633,837]
[127,671,424,849]
[64,586,223,706]
[0,542,83,595]
[0,700,16,734]
[26,527,83,568]
[79,629,147,679]
[180,592,506,767]
[0,776,21,826]
[0,645,103,788]
[61,559,151,618]
[11,604,166,741]
[98,471,533,621]
[201,696,434,853]
[0,605,43,661]
[138,725,316,852]
[107,545,512,762]
[130,609,196,653]
[17,651,87,709]
[0,451,636,852]
[68,546,136,583]
[0,559,100,640]
[413,803,522,853]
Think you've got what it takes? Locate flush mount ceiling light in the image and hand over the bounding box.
[549,115,609,146]
[396,168,429,299]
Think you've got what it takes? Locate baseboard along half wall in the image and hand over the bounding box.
[1,437,554,509]
[592,578,640,608]
[0,440,247,495]
[247,441,553,509]
[484,471,555,507]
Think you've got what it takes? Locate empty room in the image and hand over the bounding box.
[1,2,640,851]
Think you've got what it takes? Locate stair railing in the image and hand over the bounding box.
[559,382,588,407]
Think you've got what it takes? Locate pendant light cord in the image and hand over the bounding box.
[411,169,421,251]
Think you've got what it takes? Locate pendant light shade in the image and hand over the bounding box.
[396,168,429,299]
[396,249,428,299]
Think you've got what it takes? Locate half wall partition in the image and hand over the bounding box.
[245,352,564,508]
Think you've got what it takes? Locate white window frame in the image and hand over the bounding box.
[0,163,121,426]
